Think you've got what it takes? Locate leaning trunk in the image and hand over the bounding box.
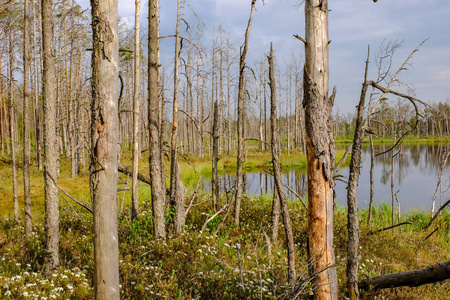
[346,49,370,299]
[234,0,256,226]
[268,43,296,284]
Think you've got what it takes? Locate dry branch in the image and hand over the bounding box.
[424,199,450,231]
[57,185,93,214]
[368,221,412,235]
[118,163,151,185]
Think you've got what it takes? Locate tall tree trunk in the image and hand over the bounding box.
[346,49,370,300]
[42,0,59,274]
[90,0,120,298]
[212,101,220,211]
[226,38,232,154]
[304,0,338,298]
[168,0,186,235]
[9,27,19,222]
[148,0,165,238]
[234,0,256,227]
[23,0,32,237]
[33,0,42,170]
[131,0,141,220]
[268,43,296,284]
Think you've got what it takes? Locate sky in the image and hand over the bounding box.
[78,0,450,115]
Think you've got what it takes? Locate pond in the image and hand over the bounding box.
[202,143,450,212]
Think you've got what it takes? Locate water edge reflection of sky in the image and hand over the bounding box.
[202,144,450,212]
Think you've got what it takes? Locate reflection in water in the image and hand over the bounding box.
[202,144,450,211]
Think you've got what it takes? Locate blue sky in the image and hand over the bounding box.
[78,0,450,114]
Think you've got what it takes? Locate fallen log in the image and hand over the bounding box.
[359,261,450,291]
[118,163,151,185]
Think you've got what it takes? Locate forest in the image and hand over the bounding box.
[0,0,450,299]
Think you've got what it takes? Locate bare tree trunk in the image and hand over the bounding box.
[148,0,166,238]
[131,0,141,220]
[226,38,232,154]
[212,101,220,211]
[271,188,280,243]
[33,0,42,171]
[367,133,375,226]
[168,0,186,235]
[23,0,32,237]
[346,48,370,300]
[391,132,396,226]
[42,0,59,274]
[234,0,256,227]
[9,28,19,222]
[268,43,296,284]
[90,0,120,298]
[304,0,338,298]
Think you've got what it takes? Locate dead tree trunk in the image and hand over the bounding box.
[131,0,141,220]
[304,0,338,298]
[148,0,166,238]
[346,48,370,300]
[42,0,60,274]
[212,101,220,211]
[168,0,186,235]
[32,1,42,171]
[23,0,32,237]
[9,26,19,222]
[234,0,256,226]
[90,0,120,298]
[359,261,450,291]
[268,43,296,284]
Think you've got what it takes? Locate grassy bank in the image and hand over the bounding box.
[335,135,450,145]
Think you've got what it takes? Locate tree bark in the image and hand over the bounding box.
[131,0,141,220]
[9,26,19,223]
[304,0,338,298]
[168,0,186,235]
[148,0,166,239]
[90,0,120,298]
[42,0,60,274]
[359,261,450,291]
[346,48,370,300]
[234,0,256,226]
[32,1,42,171]
[212,101,220,211]
[268,43,296,284]
[23,0,32,237]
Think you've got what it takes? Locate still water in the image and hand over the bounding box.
[203,144,450,211]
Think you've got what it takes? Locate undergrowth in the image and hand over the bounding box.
[0,152,449,299]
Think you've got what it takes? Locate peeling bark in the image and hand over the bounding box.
[304,0,338,298]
